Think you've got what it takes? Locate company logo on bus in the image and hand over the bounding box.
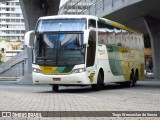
[122,51,135,59]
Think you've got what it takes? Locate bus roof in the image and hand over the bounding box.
[38,15,141,34]
[99,18,140,34]
[38,15,98,21]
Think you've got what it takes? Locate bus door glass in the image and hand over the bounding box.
[86,19,97,67]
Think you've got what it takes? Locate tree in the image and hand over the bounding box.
[16,39,21,42]
[0,38,10,42]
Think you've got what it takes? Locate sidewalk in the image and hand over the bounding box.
[0,77,20,84]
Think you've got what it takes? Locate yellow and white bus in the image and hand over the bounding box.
[25,15,144,91]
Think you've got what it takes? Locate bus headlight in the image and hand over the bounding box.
[72,68,86,73]
[33,68,41,73]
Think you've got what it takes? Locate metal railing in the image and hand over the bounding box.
[58,0,126,15]
[59,0,101,15]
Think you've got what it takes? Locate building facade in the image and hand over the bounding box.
[0,41,23,62]
[0,0,25,41]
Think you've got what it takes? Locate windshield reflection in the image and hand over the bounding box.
[33,33,85,66]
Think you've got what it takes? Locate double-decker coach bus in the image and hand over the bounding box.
[25,15,144,91]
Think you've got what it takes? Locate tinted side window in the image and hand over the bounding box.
[86,30,96,67]
[98,21,115,45]
[89,19,96,28]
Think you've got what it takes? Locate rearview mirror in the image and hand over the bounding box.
[83,29,89,44]
[24,30,35,48]
[83,43,89,48]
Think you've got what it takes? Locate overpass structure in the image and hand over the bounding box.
[0,0,60,31]
[19,0,60,31]
[0,0,160,84]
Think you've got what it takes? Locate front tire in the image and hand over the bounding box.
[92,72,103,91]
[52,85,59,92]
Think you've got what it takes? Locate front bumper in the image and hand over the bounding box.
[33,72,92,85]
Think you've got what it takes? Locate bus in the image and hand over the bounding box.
[25,15,144,91]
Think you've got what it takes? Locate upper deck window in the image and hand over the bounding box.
[36,19,86,32]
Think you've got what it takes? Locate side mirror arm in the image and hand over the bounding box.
[24,30,35,48]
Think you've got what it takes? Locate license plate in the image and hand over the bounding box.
[53,78,61,81]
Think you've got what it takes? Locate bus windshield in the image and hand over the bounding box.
[33,33,85,66]
[36,19,86,32]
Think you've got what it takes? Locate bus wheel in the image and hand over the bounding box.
[129,73,135,87]
[52,85,59,92]
[92,72,103,91]
[134,71,139,86]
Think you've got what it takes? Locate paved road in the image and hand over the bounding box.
[0,80,160,120]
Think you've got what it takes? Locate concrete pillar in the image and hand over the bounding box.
[144,16,160,78]
[20,0,60,31]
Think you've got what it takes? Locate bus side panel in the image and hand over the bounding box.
[96,45,125,83]
[118,47,145,80]
[97,59,125,83]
